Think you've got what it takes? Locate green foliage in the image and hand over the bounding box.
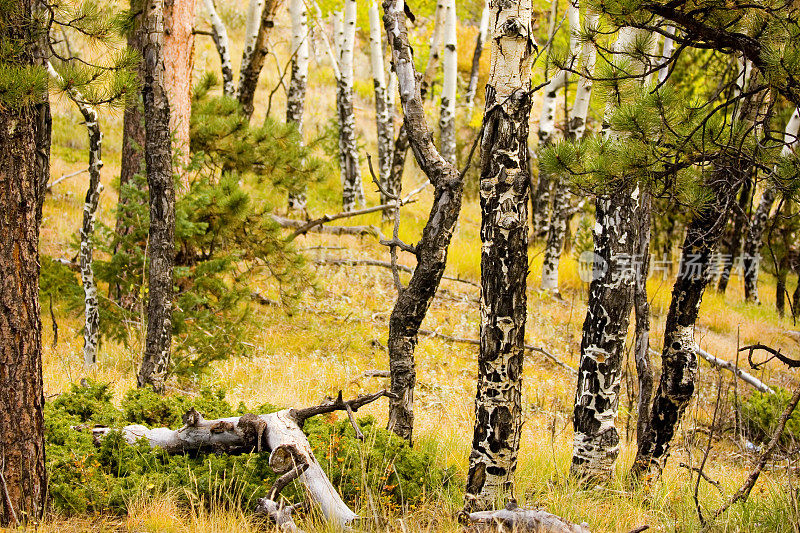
[45,384,458,516]
[741,388,800,446]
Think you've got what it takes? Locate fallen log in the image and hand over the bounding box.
[649,347,773,394]
[462,501,590,533]
[90,390,396,528]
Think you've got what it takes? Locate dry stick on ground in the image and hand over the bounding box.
[679,463,723,493]
[315,257,479,288]
[461,500,590,533]
[90,390,396,528]
[708,378,800,526]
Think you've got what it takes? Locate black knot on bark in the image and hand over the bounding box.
[501,18,525,39]
[182,407,203,427]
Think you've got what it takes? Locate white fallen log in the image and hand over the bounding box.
[649,347,774,394]
[91,390,395,528]
[464,501,591,533]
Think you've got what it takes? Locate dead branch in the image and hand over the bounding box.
[709,380,800,526]
[271,214,381,237]
[461,501,590,533]
[650,347,774,394]
[679,462,723,493]
[255,498,305,533]
[47,167,88,190]
[289,389,397,427]
[315,257,480,288]
[287,203,402,240]
[740,343,800,369]
[419,328,577,374]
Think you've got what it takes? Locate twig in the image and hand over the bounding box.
[271,214,382,237]
[289,389,398,426]
[679,462,723,493]
[741,343,800,369]
[288,203,405,239]
[344,403,364,440]
[47,167,88,190]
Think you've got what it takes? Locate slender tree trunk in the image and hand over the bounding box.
[163,0,195,164]
[383,0,464,443]
[138,0,177,393]
[631,160,747,482]
[465,0,490,114]
[202,0,235,97]
[466,0,535,509]
[541,185,569,293]
[33,0,51,223]
[743,107,800,303]
[717,177,752,293]
[48,63,104,367]
[532,75,564,239]
[657,25,675,85]
[0,2,47,524]
[777,256,788,318]
[287,0,310,212]
[237,0,280,119]
[335,0,364,211]
[438,0,457,165]
[571,27,642,481]
[369,0,394,205]
[633,191,654,452]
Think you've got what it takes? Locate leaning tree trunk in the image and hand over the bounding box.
[369,0,394,205]
[631,158,748,482]
[138,0,176,393]
[438,0,457,165]
[743,107,800,303]
[335,0,364,212]
[237,0,281,120]
[287,0,310,212]
[383,0,464,442]
[48,63,104,367]
[202,0,235,97]
[0,2,47,524]
[465,0,536,510]
[465,0,490,115]
[571,27,645,482]
[163,0,195,166]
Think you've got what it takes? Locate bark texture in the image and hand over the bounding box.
[202,0,235,96]
[287,0,309,212]
[465,502,590,533]
[163,0,196,162]
[335,1,364,211]
[383,0,464,442]
[438,0,457,164]
[237,0,281,119]
[369,0,395,206]
[0,2,47,524]
[465,0,490,114]
[633,191,653,451]
[138,0,176,393]
[631,160,747,482]
[466,0,535,509]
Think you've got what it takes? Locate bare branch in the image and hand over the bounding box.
[289,389,398,427]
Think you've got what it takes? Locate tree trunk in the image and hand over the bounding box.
[0,2,47,524]
[541,184,569,293]
[335,1,364,212]
[163,0,196,165]
[48,63,104,367]
[287,0,310,212]
[777,255,788,318]
[631,159,747,482]
[138,0,177,393]
[33,0,51,224]
[465,0,490,115]
[633,191,654,453]
[571,27,642,482]
[438,0,457,165]
[202,0,235,97]
[717,177,752,293]
[657,25,675,85]
[237,0,280,119]
[369,0,394,205]
[742,108,799,303]
[383,0,464,442]
[466,0,535,509]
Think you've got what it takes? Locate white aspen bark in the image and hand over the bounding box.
[313,1,341,81]
[438,0,457,164]
[657,25,675,85]
[466,0,536,509]
[47,63,103,367]
[202,0,235,96]
[336,0,364,211]
[571,26,644,481]
[287,0,310,212]
[240,0,265,87]
[422,0,446,94]
[465,0,490,114]
[369,0,394,202]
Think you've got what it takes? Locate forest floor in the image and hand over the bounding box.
[35,4,800,531]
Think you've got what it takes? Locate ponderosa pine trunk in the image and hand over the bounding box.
[0,2,47,524]
[438,0,457,165]
[202,0,235,96]
[138,0,176,393]
[631,157,748,481]
[465,0,490,114]
[465,0,535,509]
[742,107,800,303]
[163,0,195,163]
[287,0,310,212]
[369,0,394,206]
[335,0,364,212]
[383,0,464,442]
[238,0,280,119]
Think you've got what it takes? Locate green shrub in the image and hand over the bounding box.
[45,383,459,516]
[740,387,800,446]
